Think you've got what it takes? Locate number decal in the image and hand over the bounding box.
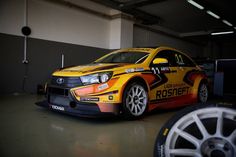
[151,67,160,74]
[175,54,184,65]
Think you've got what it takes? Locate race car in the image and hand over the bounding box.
[36,46,208,119]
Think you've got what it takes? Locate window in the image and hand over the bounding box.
[181,54,196,67]
[174,52,196,67]
[95,52,149,64]
[152,50,196,67]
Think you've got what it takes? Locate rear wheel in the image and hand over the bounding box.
[122,82,148,119]
[198,82,208,103]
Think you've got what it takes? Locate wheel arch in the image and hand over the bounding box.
[200,77,208,85]
[192,75,208,95]
[120,75,150,118]
[120,75,150,101]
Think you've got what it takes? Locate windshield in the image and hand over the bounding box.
[95,52,149,64]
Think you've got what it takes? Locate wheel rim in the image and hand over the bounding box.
[199,84,208,103]
[165,107,236,157]
[126,85,147,116]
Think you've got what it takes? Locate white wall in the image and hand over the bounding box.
[0,0,25,36]
[120,18,133,48]
[29,0,110,48]
[109,18,121,49]
[133,26,204,57]
[0,0,111,49]
[109,18,134,49]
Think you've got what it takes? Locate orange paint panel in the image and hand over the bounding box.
[74,86,94,96]
[97,103,119,114]
[142,74,156,84]
[74,78,119,96]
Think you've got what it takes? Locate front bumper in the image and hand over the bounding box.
[35,100,117,117]
[36,86,120,117]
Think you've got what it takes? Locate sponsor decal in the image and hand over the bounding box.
[163,128,169,136]
[151,66,171,74]
[159,144,165,157]
[160,67,170,73]
[125,68,144,73]
[135,67,145,72]
[156,83,190,99]
[126,68,135,73]
[80,97,99,102]
[51,105,65,111]
[98,83,109,91]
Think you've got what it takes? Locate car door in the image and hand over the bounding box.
[149,50,184,104]
[174,52,200,102]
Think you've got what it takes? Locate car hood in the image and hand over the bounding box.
[52,63,131,77]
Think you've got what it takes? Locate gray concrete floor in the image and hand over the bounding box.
[1,94,234,157]
[0,94,176,157]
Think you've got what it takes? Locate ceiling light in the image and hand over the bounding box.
[222,20,233,27]
[234,27,236,30]
[206,10,220,19]
[187,0,204,10]
[211,31,234,36]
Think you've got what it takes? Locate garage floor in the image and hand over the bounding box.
[0,94,234,157]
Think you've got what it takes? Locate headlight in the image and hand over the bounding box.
[80,72,112,85]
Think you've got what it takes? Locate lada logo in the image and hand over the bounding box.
[56,78,64,84]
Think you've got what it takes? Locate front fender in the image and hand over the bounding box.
[113,72,156,101]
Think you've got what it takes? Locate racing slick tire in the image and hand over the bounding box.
[122,82,148,119]
[154,103,236,157]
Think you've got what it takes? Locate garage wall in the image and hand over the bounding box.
[0,0,111,94]
[28,0,110,49]
[0,33,109,94]
[204,41,236,59]
[0,0,111,48]
[203,41,221,59]
[219,42,236,58]
[133,26,204,57]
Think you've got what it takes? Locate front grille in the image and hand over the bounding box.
[51,76,83,88]
[48,87,69,96]
[49,95,70,106]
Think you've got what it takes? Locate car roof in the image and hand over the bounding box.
[116,47,158,53]
[117,46,187,55]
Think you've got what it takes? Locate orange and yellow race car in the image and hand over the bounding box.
[36,46,208,119]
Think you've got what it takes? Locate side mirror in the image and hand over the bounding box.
[153,58,168,65]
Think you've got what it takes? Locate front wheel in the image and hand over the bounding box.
[122,82,148,119]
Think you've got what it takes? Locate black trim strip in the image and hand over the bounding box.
[150,74,168,90]
[183,70,204,87]
[91,90,119,96]
[113,70,152,77]
[150,98,169,104]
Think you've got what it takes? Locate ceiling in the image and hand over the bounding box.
[90,0,236,44]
